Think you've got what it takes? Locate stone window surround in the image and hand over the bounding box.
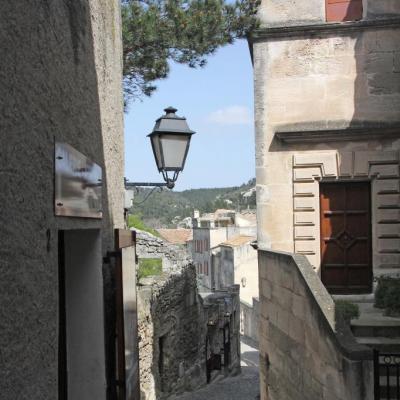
[292,150,400,282]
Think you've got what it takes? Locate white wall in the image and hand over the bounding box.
[233,245,259,304]
[64,229,106,399]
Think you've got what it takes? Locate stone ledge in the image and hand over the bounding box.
[276,125,400,143]
[250,17,400,41]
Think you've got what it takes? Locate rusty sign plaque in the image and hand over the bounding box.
[55,142,102,218]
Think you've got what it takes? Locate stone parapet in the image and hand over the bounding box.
[258,249,373,400]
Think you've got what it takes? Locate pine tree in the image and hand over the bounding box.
[122,0,259,104]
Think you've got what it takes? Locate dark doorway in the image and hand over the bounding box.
[222,323,231,368]
[320,181,372,294]
[58,229,106,399]
[158,335,165,390]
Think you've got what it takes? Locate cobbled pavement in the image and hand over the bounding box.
[172,338,260,400]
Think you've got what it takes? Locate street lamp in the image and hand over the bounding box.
[125,106,195,190]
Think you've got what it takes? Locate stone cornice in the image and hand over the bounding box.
[250,17,400,42]
[276,125,400,143]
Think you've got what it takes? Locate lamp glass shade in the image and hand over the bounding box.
[150,134,163,170]
[159,134,190,171]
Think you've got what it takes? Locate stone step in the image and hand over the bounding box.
[355,336,400,352]
[333,294,375,304]
[351,319,400,338]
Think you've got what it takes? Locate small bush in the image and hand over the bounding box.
[375,277,400,316]
[335,300,360,324]
[375,277,394,308]
[138,258,162,279]
[128,214,160,237]
[382,280,400,317]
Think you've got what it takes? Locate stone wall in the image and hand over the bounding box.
[258,249,373,400]
[0,1,124,398]
[252,2,400,279]
[138,265,205,400]
[136,229,191,273]
[258,0,400,28]
[137,263,241,400]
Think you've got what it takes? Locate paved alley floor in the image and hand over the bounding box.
[173,337,260,400]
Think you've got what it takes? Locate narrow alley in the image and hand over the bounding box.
[172,338,260,400]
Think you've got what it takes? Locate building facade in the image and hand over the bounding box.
[192,210,257,290]
[217,236,258,304]
[251,1,400,399]
[0,2,130,399]
[215,236,259,343]
[193,227,228,289]
[251,0,400,295]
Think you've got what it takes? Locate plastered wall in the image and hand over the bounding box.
[0,1,124,397]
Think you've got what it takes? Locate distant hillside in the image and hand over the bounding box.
[130,178,256,228]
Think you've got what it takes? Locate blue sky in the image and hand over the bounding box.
[124,39,255,191]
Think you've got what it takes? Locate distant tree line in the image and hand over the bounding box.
[130,178,256,228]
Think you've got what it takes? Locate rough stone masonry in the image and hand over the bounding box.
[135,230,241,400]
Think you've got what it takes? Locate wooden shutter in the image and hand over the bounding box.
[114,229,140,400]
[326,0,363,22]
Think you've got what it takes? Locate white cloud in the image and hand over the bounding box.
[207,106,252,126]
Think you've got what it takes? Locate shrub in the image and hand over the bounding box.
[335,300,360,324]
[382,281,400,317]
[128,214,160,237]
[138,258,162,280]
[375,277,400,315]
[375,277,394,308]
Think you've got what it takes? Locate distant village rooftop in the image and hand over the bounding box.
[199,209,236,221]
[156,228,193,245]
[220,235,256,247]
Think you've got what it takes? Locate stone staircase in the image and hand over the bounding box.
[349,302,400,352]
[348,300,400,400]
[332,295,400,399]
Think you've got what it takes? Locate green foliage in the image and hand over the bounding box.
[131,189,193,227]
[375,276,400,316]
[121,0,260,103]
[385,285,400,317]
[138,258,163,279]
[335,300,359,324]
[375,277,393,308]
[127,214,161,236]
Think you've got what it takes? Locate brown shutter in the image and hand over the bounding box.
[326,0,363,22]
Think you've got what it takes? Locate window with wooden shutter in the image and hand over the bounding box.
[326,0,363,22]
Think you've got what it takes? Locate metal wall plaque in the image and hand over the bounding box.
[55,142,102,218]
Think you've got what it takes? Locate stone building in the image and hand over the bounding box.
[214,236,259,343]
[251,0,400,293]
[0,2,136,399]
[215,236,258,304]
[249,1,400,399]
[136,231,241,400]
[192,210,257,290]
